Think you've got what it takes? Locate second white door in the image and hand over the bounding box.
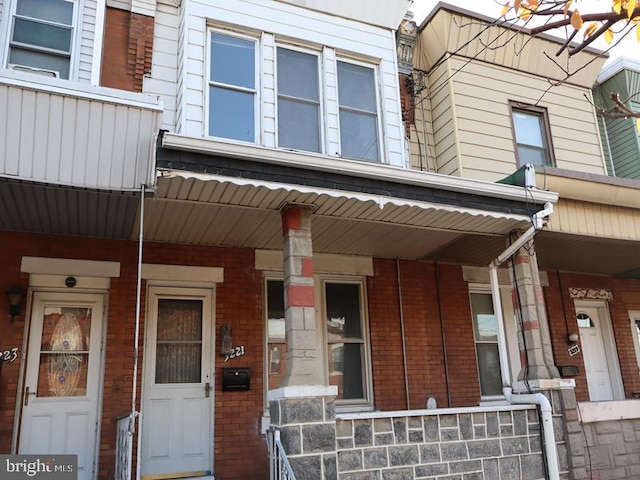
[141,287,214,478]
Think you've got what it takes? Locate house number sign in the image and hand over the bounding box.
[1,347,18,363]
[223,345,246,363]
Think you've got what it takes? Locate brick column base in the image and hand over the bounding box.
[269,387,338,480]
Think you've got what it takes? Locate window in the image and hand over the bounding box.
[8,0,74,79]
[510,105,554,167]
[209,31,256,142]
[577,312,595,328]
[324,281,369,402]
[277,47,320,152]
[629,312,640,371]
[265,278,371,406]
[337,61,380,162]
[470,293,503,397]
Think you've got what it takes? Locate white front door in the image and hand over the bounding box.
[141,287,214,478]
[19,292,105,480]
[576,304,620,401]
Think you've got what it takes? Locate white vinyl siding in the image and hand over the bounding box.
[174,0,404,166]
[142,1,179,130]
[0,76,161,189]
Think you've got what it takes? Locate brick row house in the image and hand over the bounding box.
[0,1,638,480]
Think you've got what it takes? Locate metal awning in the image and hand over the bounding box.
[139,170,542,261]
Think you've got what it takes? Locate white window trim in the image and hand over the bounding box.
[3,0,80,81]
[262,274,374,411]
[469,284,520,404]
[629,311,640,372]
[318,276,373,411]
[205,27,260,144]
[335,56,384,164]
[274,42,325,154]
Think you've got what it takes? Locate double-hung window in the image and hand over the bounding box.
[510,104,554,167]
[470,292,504,398]
[8,0,74,79]
[277,47,321,153]
[209,31,257,142]
[265,278,371,407]
[337,61,380,162]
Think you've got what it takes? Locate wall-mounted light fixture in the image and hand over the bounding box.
[567,332,580,344]
[6,285,24,321]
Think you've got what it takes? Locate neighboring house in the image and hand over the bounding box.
[413,4,640,480]
[594,56,640,179]
[5,2,636,480]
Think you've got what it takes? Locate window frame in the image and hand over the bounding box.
[336,57,383,163]
[628,311,640,372]
[319,276,372,409]
[6,0,77,79]
[262,274,373,411]
[275,43,324,154]
[206,27,260,144]
[468,286,521,403]
[509,102,555,168]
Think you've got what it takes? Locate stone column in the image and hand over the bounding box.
[280,204,323,386]
[268,205,337,480]
[511,241,559,381]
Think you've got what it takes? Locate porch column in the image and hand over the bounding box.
[512,241,560,381]
[267,204,337,480]
[280,204,323,386]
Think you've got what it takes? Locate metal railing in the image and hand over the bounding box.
[115,414,135,480]
[267,427,296,480]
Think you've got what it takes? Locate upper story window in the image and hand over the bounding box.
[8,0,74,79]
[277,47,321,153]
[209,31,257,142]
[338,61,380,162]
[510,104,554,168]
[206,28,384,163]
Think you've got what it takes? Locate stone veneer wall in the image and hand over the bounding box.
[334,406,545,480]
[578,401,640,480]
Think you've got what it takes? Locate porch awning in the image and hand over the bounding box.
[140,170,550,261]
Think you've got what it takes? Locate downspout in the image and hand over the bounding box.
[396,259,410,410]
[130,184,146,480]
[489,201,559,480]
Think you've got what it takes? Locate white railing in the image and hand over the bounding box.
[267,427,296,480]
[115,414,135,480]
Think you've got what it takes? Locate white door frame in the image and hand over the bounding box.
[17,290,107,480]
[575,300,624,401]
[139,285,216,478]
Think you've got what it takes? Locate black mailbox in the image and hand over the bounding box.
[222,367,250,391]
[559,365,579,377]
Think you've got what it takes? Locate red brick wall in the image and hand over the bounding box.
[436,264,482,407]
[544,270,640,401]
[0,232,267,480]
[398,74,415,139]
[101,8,154,92]
[368,260,476,410]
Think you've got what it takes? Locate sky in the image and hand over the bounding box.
[410,0,640,63]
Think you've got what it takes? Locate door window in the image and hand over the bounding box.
[37,306,91,397]
[155,299,203,384]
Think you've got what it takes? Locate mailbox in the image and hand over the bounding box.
[222,367,250,391]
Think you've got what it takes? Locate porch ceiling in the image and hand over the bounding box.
[423,230,640,278]
[137,172,534,261]
[0,178,139,238]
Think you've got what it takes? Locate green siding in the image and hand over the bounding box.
[594,69,640,179]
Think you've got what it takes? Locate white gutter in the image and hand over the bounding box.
[489,201,560,480]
